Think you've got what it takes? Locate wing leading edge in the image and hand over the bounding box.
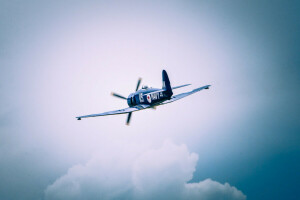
[76,104,151,120]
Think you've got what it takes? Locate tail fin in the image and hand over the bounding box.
[162,70,173,97]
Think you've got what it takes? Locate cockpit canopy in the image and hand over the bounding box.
[142,85,148,89]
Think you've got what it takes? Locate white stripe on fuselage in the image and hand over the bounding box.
[139,93,144,102]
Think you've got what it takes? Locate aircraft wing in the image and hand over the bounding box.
[156,85,211,106]
[76,104,151,120]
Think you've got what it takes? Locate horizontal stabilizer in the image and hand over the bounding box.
[154,85,211,106]
[172,84,191,90]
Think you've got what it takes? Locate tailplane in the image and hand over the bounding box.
[162,70,173,97]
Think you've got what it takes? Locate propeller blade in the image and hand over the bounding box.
[111,92,127,100]
[135,78,142,91]
[126,112,132,125]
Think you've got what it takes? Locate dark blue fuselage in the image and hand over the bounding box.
[127,88,171,107]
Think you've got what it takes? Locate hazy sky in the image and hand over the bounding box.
[0,1,299,199]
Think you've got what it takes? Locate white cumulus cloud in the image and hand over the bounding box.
[44,140,246,200]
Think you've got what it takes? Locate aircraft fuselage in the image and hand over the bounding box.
[127,88,171,107]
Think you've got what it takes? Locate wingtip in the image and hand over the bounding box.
[205,85,211,89]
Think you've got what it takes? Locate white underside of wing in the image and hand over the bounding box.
[76,104,151,119]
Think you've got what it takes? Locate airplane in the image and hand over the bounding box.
[76,70,210,125]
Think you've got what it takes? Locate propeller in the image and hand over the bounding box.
[126,78,142,125]
[111,92,127,100]
[111,78,142,125]
[126,112,132,125]
[135,78,142,91]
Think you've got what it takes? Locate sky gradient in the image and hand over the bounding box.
[0,1,299,199]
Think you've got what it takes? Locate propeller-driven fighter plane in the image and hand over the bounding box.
[76,70,210,125]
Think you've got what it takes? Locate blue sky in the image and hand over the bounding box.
[0,1,299,199]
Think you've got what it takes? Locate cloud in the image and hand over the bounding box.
[184,179,246,200]
[45,140,246,200]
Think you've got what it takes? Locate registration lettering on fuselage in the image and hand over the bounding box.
[150,92,159,100]
[140,91,164,104]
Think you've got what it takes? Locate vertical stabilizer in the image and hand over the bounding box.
[162,70,173,97]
